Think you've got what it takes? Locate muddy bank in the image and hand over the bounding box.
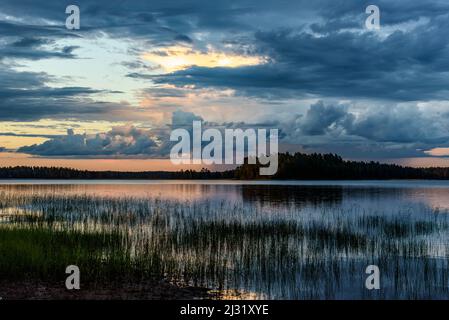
[0,279,211,300]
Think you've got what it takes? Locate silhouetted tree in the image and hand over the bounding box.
[234,152,449,180]
[1,153,448,180]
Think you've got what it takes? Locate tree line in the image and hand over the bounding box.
[234,153,449,180]
[0,166,233,179]
[1,153,449,180]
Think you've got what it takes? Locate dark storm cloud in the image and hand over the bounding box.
[297,101,449,144]
[301,101,350,135]
[0,97,132,121]
[4,0,449,102]
[0,0,259,48]
[284,101,449,159]
[0,20,75,38]
[0,86,101,99]
[0,64,130,121]
[344,106,449,144]
[316,0,449,26]
[0,20,81,61]
[153,16,449,101]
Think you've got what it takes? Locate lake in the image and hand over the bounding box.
[2,180,449,299]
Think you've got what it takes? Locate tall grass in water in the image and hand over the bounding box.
[1,188,449,299]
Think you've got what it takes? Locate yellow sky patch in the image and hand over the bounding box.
[0,136,49,149]
[424,147,449,157]
[143,46,266,72]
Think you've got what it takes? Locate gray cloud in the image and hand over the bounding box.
[16,110,281,158]
[4,0,449,102]
[15,101,449,160]
[16,110,202,157]
[345,105,449,144]
[153,16,449,101]
[172,110,203,127]
[18,125,160,157]
[301,101,350,135]
[0,64,130,121]
[0,38,79,61]
[281,101,449,159]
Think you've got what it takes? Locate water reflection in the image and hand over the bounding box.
[2,181,449,211]
[2,181,449,299]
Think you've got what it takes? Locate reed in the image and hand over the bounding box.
[1,187,449,299]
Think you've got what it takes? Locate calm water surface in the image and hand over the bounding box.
[2,180,449,299]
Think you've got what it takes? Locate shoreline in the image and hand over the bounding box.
[0,279,211,300]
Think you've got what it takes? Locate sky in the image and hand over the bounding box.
[1,0,449,170]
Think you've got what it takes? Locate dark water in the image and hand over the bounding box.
[2,180,449,299]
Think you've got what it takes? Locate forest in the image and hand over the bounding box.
[233,153,449,180]
[1,152,449,180]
